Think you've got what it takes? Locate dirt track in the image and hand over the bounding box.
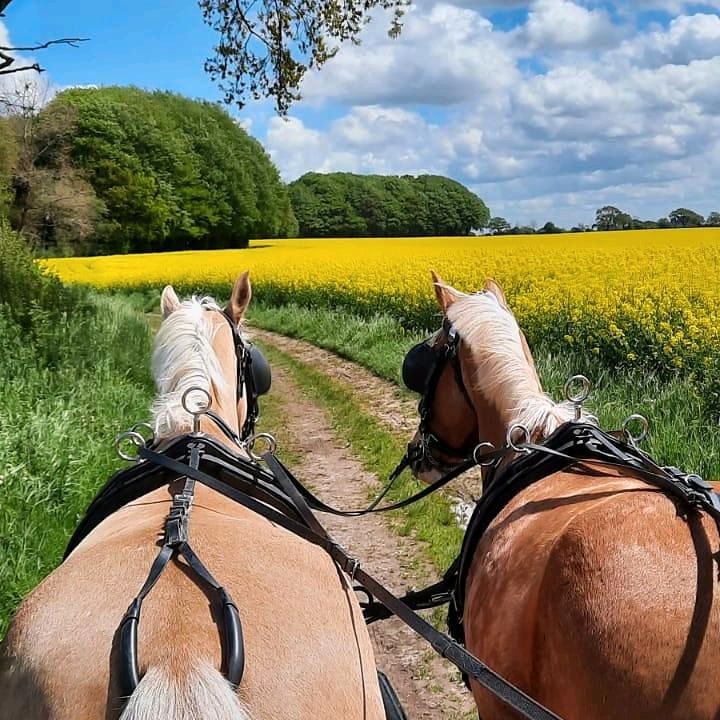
[250,327,482,508]
[252,328,476,720]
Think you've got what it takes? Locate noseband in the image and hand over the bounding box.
[402,317,477,471]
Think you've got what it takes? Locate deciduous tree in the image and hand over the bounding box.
[199,0,408,113]
[669,207,704,228]
[488,216,510,235]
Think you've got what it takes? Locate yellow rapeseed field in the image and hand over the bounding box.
[45,229,720,374]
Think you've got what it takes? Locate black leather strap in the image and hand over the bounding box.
[134,445,561,720]
[448,422,720,647]
[117,441,245,702]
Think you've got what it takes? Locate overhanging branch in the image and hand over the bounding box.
[0,38,90,52]
[0,37,89,76]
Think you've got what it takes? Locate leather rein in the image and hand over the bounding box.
[73,429,561,720]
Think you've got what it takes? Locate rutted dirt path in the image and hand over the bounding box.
[267,363,476,720]
[250,326,482,507]
[251,328,419,437]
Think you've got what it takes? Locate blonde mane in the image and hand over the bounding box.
[444,288,592,440]
[151,296,230,439]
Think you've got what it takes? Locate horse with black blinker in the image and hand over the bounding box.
[0,273,387,720]
[400,272,720,720]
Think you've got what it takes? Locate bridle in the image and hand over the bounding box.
[403,317,478,473]
[207,308,271,443]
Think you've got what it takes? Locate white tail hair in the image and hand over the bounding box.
[119,663,251,720]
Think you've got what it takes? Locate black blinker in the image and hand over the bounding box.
[249,346,272,396]
[402,341,439,395]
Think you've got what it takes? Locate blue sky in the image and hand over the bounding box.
[5,0,720,226]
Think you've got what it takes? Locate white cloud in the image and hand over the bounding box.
[611,12,720,67]
[521,0,617,50]
[267,107,457,179]
[264,4,720,226]
[301,4,518,106]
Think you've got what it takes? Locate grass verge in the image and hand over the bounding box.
[0,295,155,637]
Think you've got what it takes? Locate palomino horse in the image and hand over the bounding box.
[0,273,384,720]
[406,273,720,720]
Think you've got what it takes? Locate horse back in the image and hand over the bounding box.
[464,464,720,720]
[1,487,384,720]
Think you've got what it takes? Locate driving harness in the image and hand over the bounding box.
[64,307,272,702]
[391,315,720,688]
[63,308,720,720]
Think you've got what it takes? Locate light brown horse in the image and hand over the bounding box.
[0,273,384,720]
[408,273,720,720]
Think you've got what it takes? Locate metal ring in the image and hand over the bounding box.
[247,432,278,460]
[131,422,155,446]
[181,386,212,415]
[507,424,531,453]
[564,375,591,404]
[114,431,147,462]
[473,442,497,467]
[622,414,649,444]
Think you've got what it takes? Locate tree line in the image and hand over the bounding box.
[0,83,713,254]
[0,86,298,255]
[0,85,492,255]
[487,205,719,236]
[289,172,490,237]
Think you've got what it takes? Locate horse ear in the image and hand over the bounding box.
[431,270,458,312]
[227,271,252,324]
[484,278,509,310]
[160,285,181,318]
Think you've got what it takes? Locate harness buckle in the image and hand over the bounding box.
[165,513,189,546]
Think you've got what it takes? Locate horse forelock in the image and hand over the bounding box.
[446,291,592,442]
[151,296,231,439]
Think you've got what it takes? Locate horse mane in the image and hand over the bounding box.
[444,288,592,441]
[151,296,230,439]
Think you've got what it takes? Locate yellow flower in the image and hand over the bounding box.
[43,228,720,376]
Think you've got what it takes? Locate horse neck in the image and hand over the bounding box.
[199,393,243,448]
[465,347,568,447]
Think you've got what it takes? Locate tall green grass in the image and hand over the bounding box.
[249,302,720,480]
[0,230,154,637]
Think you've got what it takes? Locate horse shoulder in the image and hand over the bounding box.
[533,471,720,719]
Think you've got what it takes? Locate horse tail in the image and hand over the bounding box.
[119,662,251,720]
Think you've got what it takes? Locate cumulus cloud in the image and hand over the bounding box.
[612,12,720,67]
[520,0,618,51]
[263,2,720,226]
[301,4,518,106]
